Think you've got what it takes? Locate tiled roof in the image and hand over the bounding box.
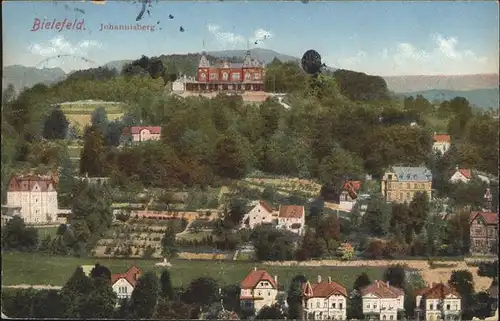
[458,168,472,179]
[278,205,304,218]
[7,175,57,192]
[416,283,460,299]
[391,166,432,181]
[433,134,451,142]
[361,280,405,298]
[240,269,277,290]
[123,126,162,135]
[259,200,274,213]
[303,280,348,298]
[470,211,499,225]
[111,265,141,287]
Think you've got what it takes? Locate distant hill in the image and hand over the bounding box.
[103,59,134,73]
[208,48,299,64]
[385,74,499,93]
[2,65,66,91]
[401,88,500,110]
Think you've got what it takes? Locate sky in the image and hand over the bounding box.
[2,0,499,76]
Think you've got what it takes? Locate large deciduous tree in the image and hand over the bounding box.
[42,106,69,140]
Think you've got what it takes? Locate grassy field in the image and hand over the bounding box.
[1,252,385,289]
[59,101,127,127]
[66,113,123,127]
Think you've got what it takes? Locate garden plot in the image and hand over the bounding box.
[244,177,322,197]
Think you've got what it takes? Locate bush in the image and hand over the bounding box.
[337,243,355,261]
[364,239,386,259]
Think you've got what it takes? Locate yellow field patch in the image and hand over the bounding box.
[66,113,123,127]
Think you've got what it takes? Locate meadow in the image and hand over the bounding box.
[59,101,126,127]
[1,252,385,290]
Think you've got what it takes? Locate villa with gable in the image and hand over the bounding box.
[240,268,279,315]
[415,282,461,321]
[302,275,348,320]
[361,280,405,320]
[111,265,141,302]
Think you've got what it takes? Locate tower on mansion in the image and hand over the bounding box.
[6,175,58,224]
[181,51,265,92]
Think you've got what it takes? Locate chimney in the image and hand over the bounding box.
[274,275,278,284]
[328,276,332,283]
[455,165,459,171]
[386,281,390,287]
[254,267,257,271]
[318,275,322,283]
[430,282,433,288]
[434,132,437,136]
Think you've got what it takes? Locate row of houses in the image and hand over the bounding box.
[240,268,471,321]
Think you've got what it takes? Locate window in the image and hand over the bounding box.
[388,174,393,180]
[332,303,336,308]
[414,183,418,189]
[268,292,271,296]
[210,73,218,80]
[222,72,229,80]
[324,301,328,308]
[200,73,206,80]
[383,315,386,320]
[389,316,393,320]
[317,302,320,308]
[387,192,392,200]
[367,304,370,309]
[339,303,342,309]
[399,193,403,200]
[374,304,377,309]
[406,183,410,189]
[387,182,392,189]
[430,304,434,310]
[406,192,410,199]
[245,72,251,80]
[258,291,261,296]
[446,304,450,310]
[231,72,240,81]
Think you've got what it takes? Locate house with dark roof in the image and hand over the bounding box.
[381,166,433,203]
[415,282,461,321]
[240,268,278,315]
[361,280,405,320]
[111,265,141,301]
[302,275,348,320]
[470,211,499,255]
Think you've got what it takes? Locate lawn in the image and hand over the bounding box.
[1,252,385,290]
[66,113,123,127]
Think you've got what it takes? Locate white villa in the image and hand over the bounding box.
[415,283,461,321]
[433,134,451,155]
[302,275,348,320]
[111,265,141,302]
[240,268,279,315]
[277,205,305,235]
[361,280,405,320]
[5,175,58,224]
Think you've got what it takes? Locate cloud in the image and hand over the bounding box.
[30,36,102,56]
[332,33,492,75]
[206,24,273,48]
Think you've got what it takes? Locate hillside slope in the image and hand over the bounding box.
[2,65,66,91]
[385,74,499,93]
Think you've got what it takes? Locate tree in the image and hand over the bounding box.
[408,191,430,235]
[383,264,406,289]
[213,134,248,179]
[90,263,111,281]
[287,275,307,319]
[1,216,39,251]
[129,271,159,319]
[42,106,69,139]
[354,272,371,291]
[79,125,106,177]
[318,147,364,187]
[477,260,498,278]
[91,106,109,137]
[251,226,297,261]
[79,276,117,318]
[361,196,391,237]
[160,269,174,300]
[255,303,285,319]
[181,277,219,307]
[449,270,475,319]
[221,284,241,314]
[60,266,93,317]
[161,227,178,259]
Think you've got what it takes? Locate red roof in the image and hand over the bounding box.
[111,265,141,287]
[361,280,405,298]
[434,134,451,142]
[278,205,304,218]
[457,168,472,179]
[470,211,499,225]
[240,269,277,290]
[258,200,273,213]
[8,175,57,192]
[123,126,162,135]
[343,181,361,191]
[416,283,460,299]
[303,280,347,298]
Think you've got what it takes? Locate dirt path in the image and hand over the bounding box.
[263,259,493,291]
[2,284,62,290]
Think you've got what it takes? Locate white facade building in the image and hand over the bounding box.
[361,280,405,320]
[122,126,161,143]
[433,134,451,155]
[416,283,461,321]
[243,200,277,229]
[277,205,305,235]
[240,268,279,315]
[6,175,58,224]
[302,276,348,320]
[111,265,141,302]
